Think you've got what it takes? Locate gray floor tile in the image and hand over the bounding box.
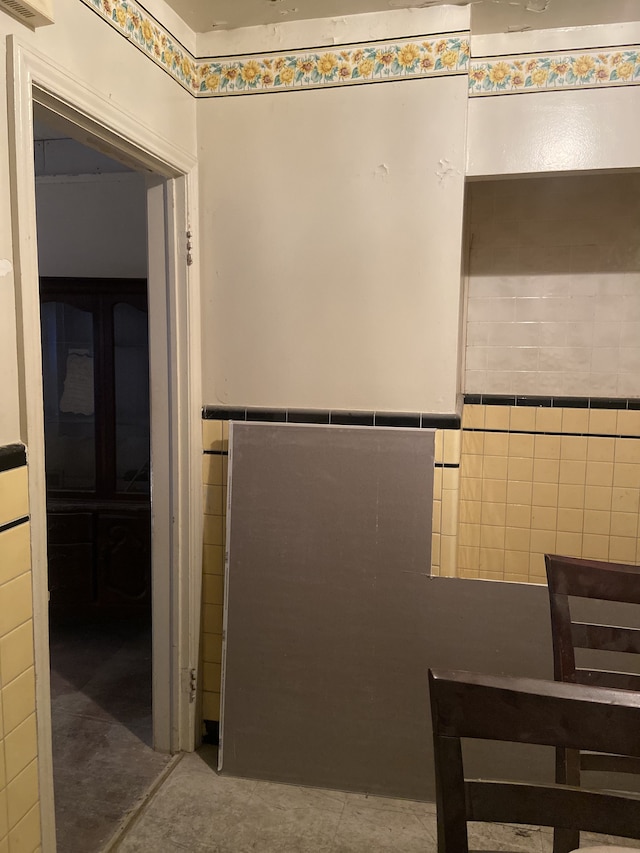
[332,801,437,852]
[540,827,640,850]
[344,791,435,816]
[117,748,640,853]
[51,619,172,853]
[116,751,445,853]
[117,831,217,853]
[580,834,640,849]
[219,798,341,853]
[468,821,543,852]
[250,781,347,813]
[172,745,223,777]
[119,774,342,853]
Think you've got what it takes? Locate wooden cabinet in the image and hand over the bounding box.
[46,511,94,607]
[40,278,151,617]
[46,503,151,613]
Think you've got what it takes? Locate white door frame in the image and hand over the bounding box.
[7,35,203,853]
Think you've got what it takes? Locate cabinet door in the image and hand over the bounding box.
[41,279,151,616]
[113,301,150,495]
[40,300,97,494]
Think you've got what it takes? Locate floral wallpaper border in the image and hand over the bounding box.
[81,0,199,93]
[80,0,640,99]
[469,45,640,96]
[79,0,468,95]
[197,35,469,95]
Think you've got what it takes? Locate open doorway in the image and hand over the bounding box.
[33,116,174,851]
[8,37,203,853]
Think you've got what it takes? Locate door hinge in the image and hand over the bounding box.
[189,667,197,701]
[186,229,193,267]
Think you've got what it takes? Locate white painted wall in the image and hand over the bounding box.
[198,8,470,415]
[0,0,195,445]
[3,0,639,426]
[199,77,468,414]
[36,174,147,279]
[472,21,640,57]
[0,6,196,850]
[197,5,469,54]
[0,34,20,445]
[467,22,640,179]
[467,86,640,178]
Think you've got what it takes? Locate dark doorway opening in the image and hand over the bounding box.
[34,116,172,853]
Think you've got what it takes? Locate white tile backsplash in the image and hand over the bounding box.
[466,347,488,370]
[467,297,516,323]
[491,322,539,347]
[618,374,640,396]
[619,323,640,346]
[587,373,619,395]
[591,348,619,372]
[539,323,569,347]
[619,348,640,373]
[465,175,640,399]
[513,297,545,323]
[466,322,490,346]
[592,323,620,346]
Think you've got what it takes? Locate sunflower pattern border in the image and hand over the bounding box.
[79,0,640,99]
[79,0,468,95]
[81,0,199,92]
[198,36,469,95]
[469,47,640,96]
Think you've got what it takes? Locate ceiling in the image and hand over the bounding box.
[164,0,640,35]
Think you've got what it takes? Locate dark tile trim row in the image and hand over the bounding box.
[204,408,247,421]
[202,407,461,430]
[204,449,458,467]
[464,394,640,410]
[0,444,27,474]
[0,516,29,536]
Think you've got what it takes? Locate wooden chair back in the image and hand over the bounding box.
[545,554,640,850]
[429,669,640,853]
[545,553,640,692]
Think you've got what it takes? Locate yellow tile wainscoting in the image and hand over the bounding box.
[432,427,462,579]
[201,419,228,723]
[459,403,640,583]
[201,402,640,718]
[0,454,41,853]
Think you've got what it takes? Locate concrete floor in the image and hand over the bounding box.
[48,621,640,852]
[50,619,173,853]
[114,746,640,853]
